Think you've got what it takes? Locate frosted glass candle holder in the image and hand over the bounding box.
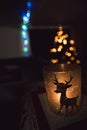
[43,64,81,116]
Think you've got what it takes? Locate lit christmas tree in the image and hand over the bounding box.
[49,26,81,65]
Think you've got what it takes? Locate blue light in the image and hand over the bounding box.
[23,15,29,23]
[22,25,28,31]
[21,31,27,37]
[21,1,32,57]
[25,52,30,56]
[27,2,32,9]
[26,10,31,18]
[24,40,28,45]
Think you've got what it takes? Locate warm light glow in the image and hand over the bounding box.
[57,45,63,52]
[50,25,81,65]
[70,56,75,61]
[54,36,58,42]
[55,34,69,44]
[65,52,68,56]
[60,34,68,40]
[63,39,67,45]
[43,64,81,115]
[59,26,63,30]
[51,59,58,63]
[70,39,75,45]
[76,60,80,64]
[69,47,76,51]
[59,45,63,49]
[69,47,74,51]
[57,30,63,36]
[65,52,71,57]
[57,47,61,52]
[67,61,71,64]
[60,64,65,70]
[58,38,62,43]
[50,48,57,53]
[67,52,71,57]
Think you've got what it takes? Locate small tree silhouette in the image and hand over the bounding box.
[49,26,81,64]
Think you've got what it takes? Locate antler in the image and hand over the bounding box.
[54,74,59,85]
[65,74,73,85]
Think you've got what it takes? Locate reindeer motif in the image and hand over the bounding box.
[54,74,79,116]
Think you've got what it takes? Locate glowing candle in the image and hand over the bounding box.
[43,64,81,116]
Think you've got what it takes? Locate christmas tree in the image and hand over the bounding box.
[49,26,81,65]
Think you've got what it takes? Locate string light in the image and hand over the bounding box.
[50,48,57,53]
[69,46,76,51]
[57,45,63,52]
[76,60,80,64]
[65,52,71,57]
[49,26,81,64]
[57,30,63,36]
[67,61,71,64]
[51,59,58,64]
[70,56,75,61]
[54,36,58,42]
[63,39,67,45]
[58,38,62,43]
[69,39,75,45]
[21,1,32,57]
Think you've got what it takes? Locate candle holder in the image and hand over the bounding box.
[43,64,81,116]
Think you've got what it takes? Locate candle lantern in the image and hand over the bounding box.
[43,64,81,116]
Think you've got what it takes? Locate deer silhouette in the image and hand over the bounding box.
[54,74,79,116]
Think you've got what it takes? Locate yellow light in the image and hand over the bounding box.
[43,64,81,115]
[70,40,75,45]
[67,61,71,64]
[69,47,76,51]
[58,38,62,43]
[57,47,62,52]
[61,34,68,40]
[59,26,63,30]
[63,39,67,45]
[51,59,58,64]
[57,45,63,52]
[65,51,68,56]
[50,48,57,53]
[57,30,63,36]
[65,52,71,57]
[69,47,73,51]
[67,52,71,57]
[54,36,58,42]
[59,45,63,49]
[76,60,80,64]
[70,56,75,61]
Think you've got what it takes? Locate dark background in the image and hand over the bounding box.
[0,0,87,25]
